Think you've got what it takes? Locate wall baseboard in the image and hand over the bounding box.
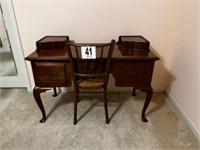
[165,91,200,143]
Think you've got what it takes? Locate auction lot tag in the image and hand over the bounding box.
[81,46,96,59]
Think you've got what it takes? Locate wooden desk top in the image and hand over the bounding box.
[25,44,159,61]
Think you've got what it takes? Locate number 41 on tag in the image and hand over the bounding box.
[81,46,96,59]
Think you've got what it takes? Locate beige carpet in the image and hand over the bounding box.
[0,88,199,150]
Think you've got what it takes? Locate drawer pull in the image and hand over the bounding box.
[128,72,141,78]
[45,72,58,78]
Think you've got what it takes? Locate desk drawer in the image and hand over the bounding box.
[113,62,153,87]
[32,62,71,87]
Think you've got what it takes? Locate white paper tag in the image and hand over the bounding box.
[81,46,96,59]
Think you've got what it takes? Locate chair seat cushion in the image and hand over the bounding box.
[78,79,104,89]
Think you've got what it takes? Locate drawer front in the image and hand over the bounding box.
[32,62,71,87]
[113,62,153,87]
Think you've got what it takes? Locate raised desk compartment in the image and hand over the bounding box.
[118,36,150,51]
[113,62,154,87]
[36,36,69,50]
[32,62,72,87]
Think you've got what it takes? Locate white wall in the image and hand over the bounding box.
[167,0,200,140]
[12,0,182,90]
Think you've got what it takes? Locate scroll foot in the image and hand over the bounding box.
[142,117,148,122]
[40,118,46,123]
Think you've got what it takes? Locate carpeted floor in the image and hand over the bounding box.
[0,88,199,150]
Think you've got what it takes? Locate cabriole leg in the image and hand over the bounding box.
[141,87,153,122]
[33,86,50,123]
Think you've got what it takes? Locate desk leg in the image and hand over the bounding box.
[52,87,58,97]
[33,86,50,123]
[132,87,137,96]
[141,87,153,122]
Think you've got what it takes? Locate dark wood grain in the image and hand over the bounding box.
[25,43,159,123]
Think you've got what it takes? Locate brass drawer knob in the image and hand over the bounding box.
[128,72,141,78]
[45,71,58,78]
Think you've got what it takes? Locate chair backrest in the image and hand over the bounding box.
[66,40,116,87]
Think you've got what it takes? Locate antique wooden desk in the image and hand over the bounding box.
[25,44,159,123]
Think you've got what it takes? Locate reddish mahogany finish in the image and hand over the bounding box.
[25,43,159,123]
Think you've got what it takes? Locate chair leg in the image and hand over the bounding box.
[74,94,78,125]
[104,89,109,124]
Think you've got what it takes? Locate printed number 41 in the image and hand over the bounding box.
[81,46,96,59]
[85,47,92,56]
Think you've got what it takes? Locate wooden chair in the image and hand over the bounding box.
[66,40,115,124]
